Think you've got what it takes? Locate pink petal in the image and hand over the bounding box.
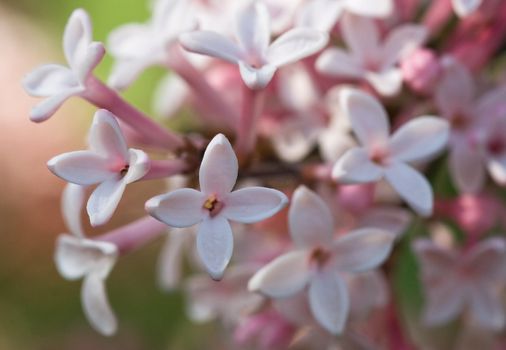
[347,271,389,317]
[145,188,206,228]
[248,250,310,297]
[87,178,126,227]
[341,13,379,63]
[63,9,93,67]
[435,58,474,118]
[235,2,271,56]
[332,148,383,184]
[463,238,506,284]
[359,206,412,239]
[384,163,433,217]
[238,61,277,89]
[179,31,243,63]
[344,0,393,17]
[381,25,427,69]
[422,277,464,326]
[222,187,288,223]
[22,64,79,97]
[449,143,485,193]
[308,270,349,334]
[332,228,395,272]
[47,151,114,185]
[288,186,334,248]
[452,0,482,17]
[364,69,403,97]
[389,117,449,163]
[88,110,129,162]
[266,28,329,67]
[124,149,150,183]
[340,88,390,149]
[315,48,363,78]
[411,239,457,282]
[81,274,118,336]
[62,184,87,238]
[468,286,505,330]
[199,134,238,196]
[196,216,234,280]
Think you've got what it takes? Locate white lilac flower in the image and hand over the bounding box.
[452,0,482,17]
[146,134,288,280]
[248,186,395,334]
[179,1,328,89]
[332,89,449,216]
[413,237,506,330]
[22,9,105,122]
[316,13,427,96]
[47,109,150,226]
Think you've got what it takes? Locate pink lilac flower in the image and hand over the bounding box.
[316,13,427,96]
[22,9,105,122]
[179,1,328,89]
[47,109,150,226]
[146,134,288,280]
[332,88,449,216]
[248,186,395,334]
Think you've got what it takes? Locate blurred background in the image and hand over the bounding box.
[0,1,215,348]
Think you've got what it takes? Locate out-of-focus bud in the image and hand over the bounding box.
[400,48,441,95]
[337,183,375,215]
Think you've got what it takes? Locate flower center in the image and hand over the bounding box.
[487,136,504,156]
[120,164,130,177]
[450,113,470,130]
[370,147,390,166]
[203,194,224,217]
[309,246,331,269]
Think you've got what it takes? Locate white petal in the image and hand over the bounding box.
[55,235,117,280]
[248,250,310,297]
[145,188,206,228]
[238,61,277,89]
[381,25,427,69]
[108,24,154,59]
[358,206,412,239]
[124,149,150,183]
[153,73,189,118]
[449,142,485,193]
[487,156,506,186]
[332,228,395,272]
[86,178,126,227]
[196,217,234,280]
[288,186,334,248]
[199,134,238,196]
[22,64,79,97]
[47,151,114,185]
[158,229,191,291]
[332,148,383,184]
[88,110,129,162]
[108,59,153,91]
[340,88,390,148]
[81,274,118,336]
[179,31,243,63]
[468,286,505,330]
[344,0,393,17]
[235,2,271,56]
[308,270,349,334]
[29,90,81,123]
[62,184,87,238]
[266,28,329,67]
[384,163,433,217]
[222,187,288,223]
[364,69,403,97]
[347,271,389,316]
[73,42,106,84]
[315,48,363,78]
[64,9,93,67]
[389,117,449,163]
[452,0,482,17]
[341,13,379,63]
[296,0,344,32]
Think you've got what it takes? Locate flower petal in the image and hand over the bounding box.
[29,90,81,123]
[411,239,457,281]
[389,117,449,163]
[463,238,506,284]
[64,9,93,68]
[81,274,118,336]
[296,0,344,32]
[341,13,379,63]
[381,25,427,69]
[108,24,154,59]
[266,28,329,67]
[344,0,393,17]
[248,250,310,297]
[62,183,87,238]
[47,151,114,185]
[22,64,79,97]
[384,163,433,217]
[153,73,189,118]
[358,206,412,239]
[452,0,482,17]
[179,31,243,63]
[86,178,126,227]
[88,110,129,162]
[449,142,485,193]
[288,186,334,248]
[145,188,206,228]
[158,229,192,291]
[238,61,277,89]
[332,228,395,273]
[235,2,271,56]
[487,155,506,186]
[199,134,238,196]
[222,187,288,223]
[332,148,383,184]
[340,88,390,148]
[124,149,150,183]
[316,48,363,78]
[308,270,349,334]
[196,217,234,280]
[468,286,505,330]
[73,42,106,84]
[422,277,465,326]
[435,58,474,118]
[364,69,403,97]
[108,58,153,91]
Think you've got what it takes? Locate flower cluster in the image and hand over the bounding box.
[23,0,506,348]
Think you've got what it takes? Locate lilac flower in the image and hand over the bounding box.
[47,109,150,226]
[332,89,449,216]
[316,13,427,96]
[179,1,328,89]
[146,134,288,280]
[413,237,506,330]
[452,0,482,17]
[248,186,395,334]
[22,9,105,122]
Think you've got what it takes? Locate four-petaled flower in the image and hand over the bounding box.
[179,1,328,89]
[47,109,150,226]
[332,88,449,216]
[22,9,105,122]
[248,186,395,334]
[146,134,288,280]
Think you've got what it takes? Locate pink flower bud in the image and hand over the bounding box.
[401,48,441,95]
[338,184,375,215]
